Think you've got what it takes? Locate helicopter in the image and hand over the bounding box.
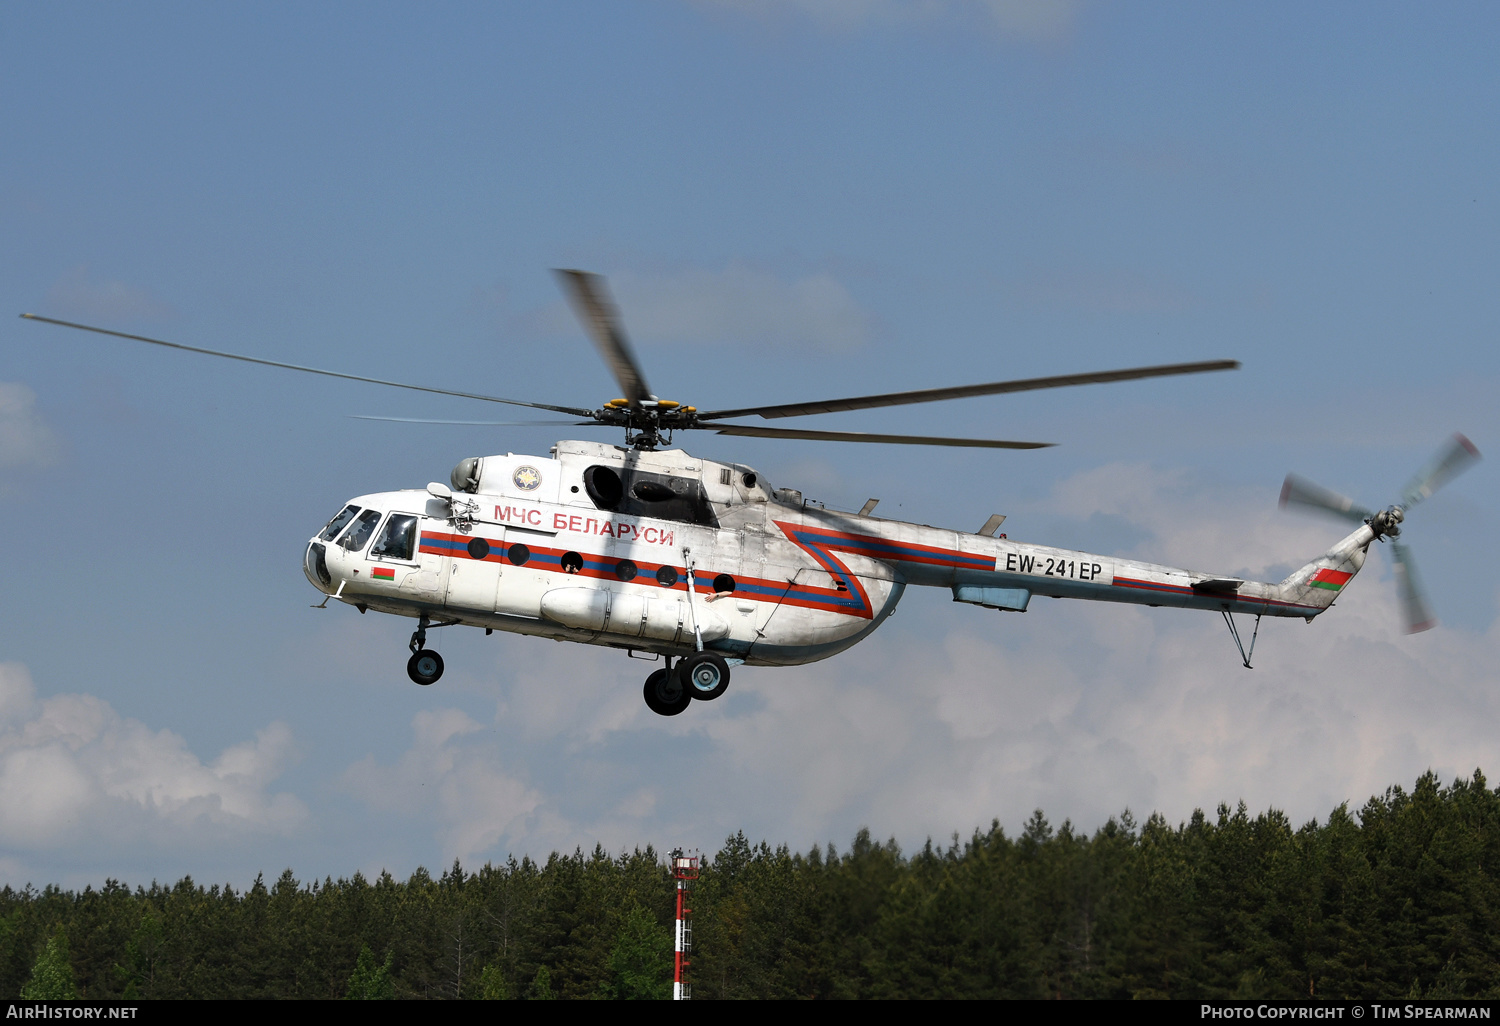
[21,271,1479,715]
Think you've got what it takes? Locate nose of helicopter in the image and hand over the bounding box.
[304,537,333,592]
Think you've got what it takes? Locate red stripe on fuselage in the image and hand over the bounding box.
[416,530,870,617]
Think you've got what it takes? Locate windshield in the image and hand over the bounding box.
[338,509,384,552]
[319,504,360,541]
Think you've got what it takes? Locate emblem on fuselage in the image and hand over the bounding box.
[513,465,542,491]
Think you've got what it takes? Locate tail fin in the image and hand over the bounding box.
[1276,524,1375,617]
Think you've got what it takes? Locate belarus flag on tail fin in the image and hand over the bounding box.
[1309,568,1352,591]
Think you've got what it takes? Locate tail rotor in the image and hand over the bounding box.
[1279,474,1375,524]
[1389,539,1436,634]
[1399,433,1481,510]
[1280,434,1480,633]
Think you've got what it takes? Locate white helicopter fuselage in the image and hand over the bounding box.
[303,439,1369,669]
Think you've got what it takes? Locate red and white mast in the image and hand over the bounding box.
[670,847,699,1000]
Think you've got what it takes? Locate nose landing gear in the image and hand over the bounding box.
[406,614,457,686]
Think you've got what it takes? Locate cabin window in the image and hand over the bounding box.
[507,543,531,566]
[655,566,678,587]
[582,465,718,527]
[370,513,418,561]
[713,573,736,594]
[338,509,384,553]
[615,559,638,581]
[319,505,360,541]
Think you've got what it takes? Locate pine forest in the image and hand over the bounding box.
[3,770,1498,1000]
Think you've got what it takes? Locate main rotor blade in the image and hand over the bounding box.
[711,423,1053,448]
[350,416,597,427]
[19,314,596,417]
[1279,473,1375,524]
[553,270,653,404]
[698,359,1239,421]
[1399,433,1481,510]
[1390,540,1436,634]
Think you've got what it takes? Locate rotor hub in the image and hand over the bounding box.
[1368,506,1404,537]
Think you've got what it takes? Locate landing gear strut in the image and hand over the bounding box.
[406,614,456,686]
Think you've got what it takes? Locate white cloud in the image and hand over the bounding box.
[42,265,173,322]
[337,463,1494,868]
[342,708,544,864]
[697,0,1081,43]
[687,465,1499,842]
[980,0,1080,42]
[0,383,60,469]
[1039,461,1335,575]
[580,464,1494,847]
[0,664,306,849]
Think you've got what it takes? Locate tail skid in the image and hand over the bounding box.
[1221,523,1375,669]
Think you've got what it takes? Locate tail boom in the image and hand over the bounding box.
[946,525,1376,621]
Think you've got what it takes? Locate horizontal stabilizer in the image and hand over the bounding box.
[1191,577,1244,593]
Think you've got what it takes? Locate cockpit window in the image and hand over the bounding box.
[319,505,361,541]
[583,465,717,527]
[338,509,384,552]
[370,513,418,561]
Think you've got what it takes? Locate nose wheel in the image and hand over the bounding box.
[406,615,451,686]
[407,649,445,686]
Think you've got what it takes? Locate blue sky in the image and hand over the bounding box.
[2,1,1497,888]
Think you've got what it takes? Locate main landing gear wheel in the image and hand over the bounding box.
[643,667,690,717]
[407,649,444,686]
[679,651,730,701]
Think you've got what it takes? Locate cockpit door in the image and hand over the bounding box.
[405,504,454,604]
